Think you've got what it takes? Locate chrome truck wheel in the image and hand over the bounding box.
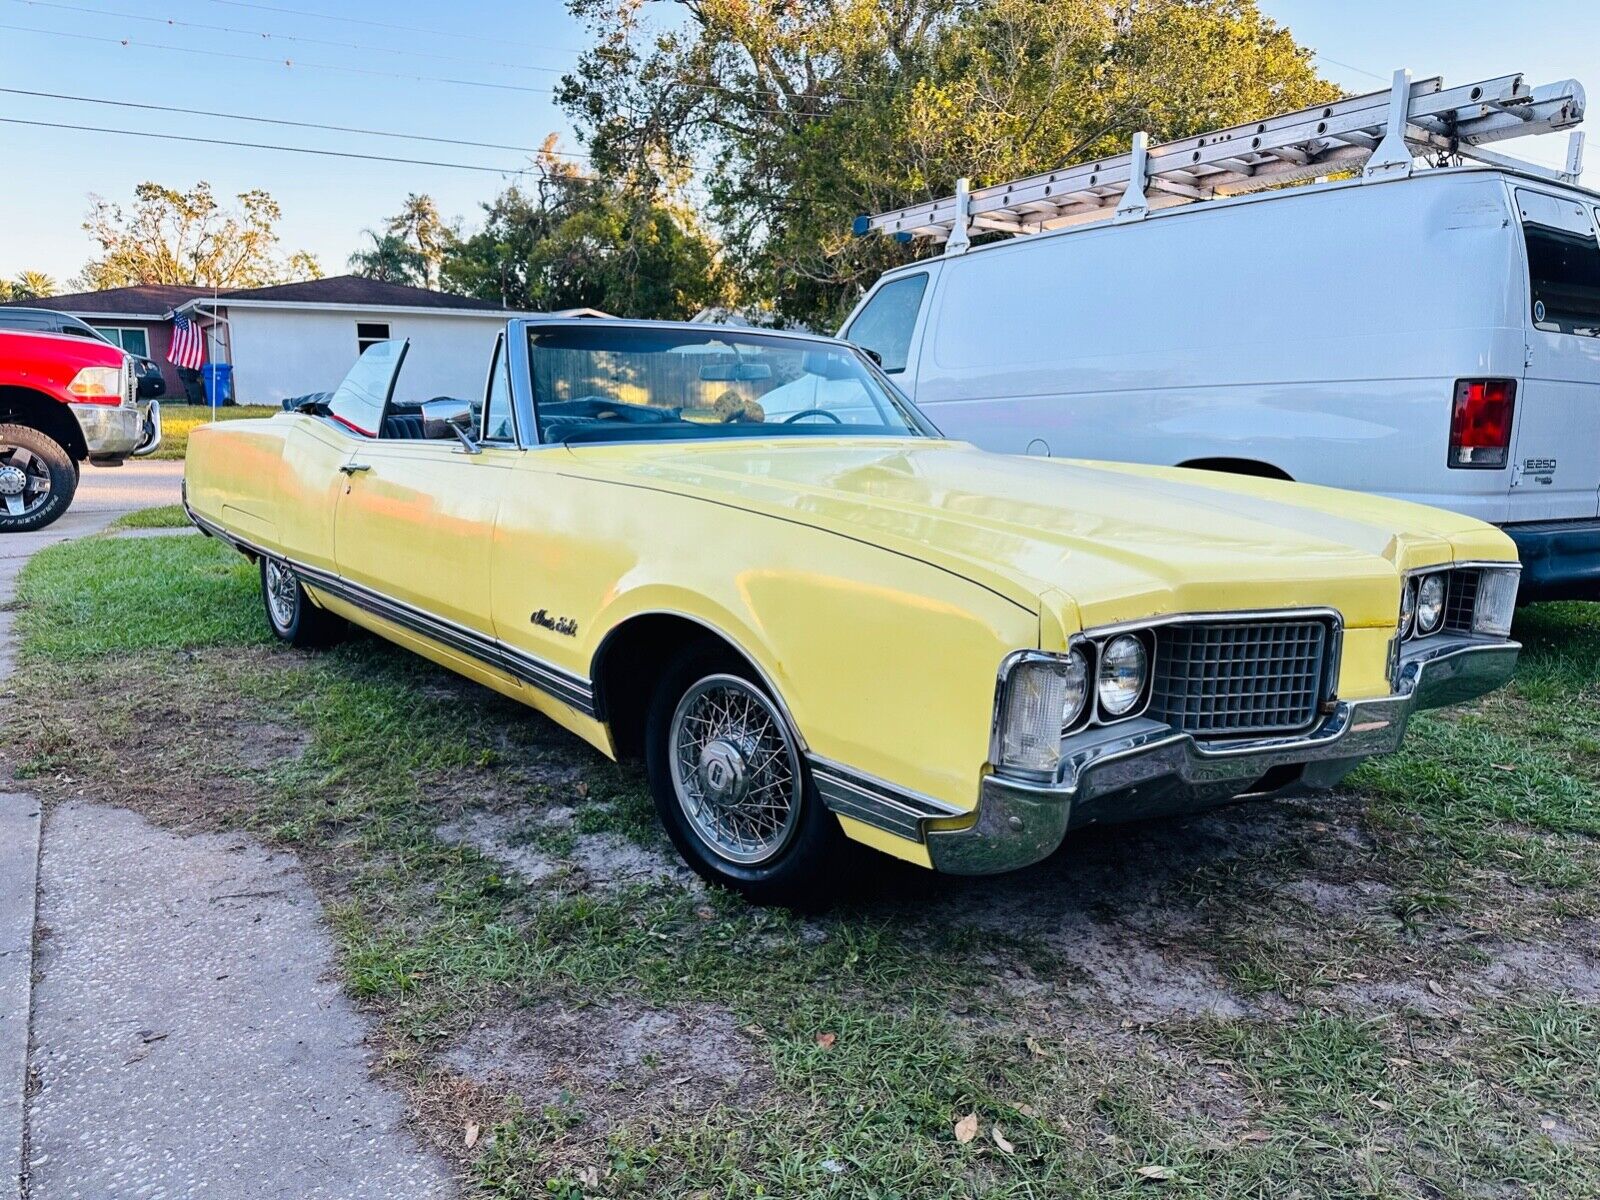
[0,425,75,533]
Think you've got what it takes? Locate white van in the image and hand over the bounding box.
[843,165,1600,601]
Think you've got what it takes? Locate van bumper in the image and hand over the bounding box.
[1504,519,1600,601]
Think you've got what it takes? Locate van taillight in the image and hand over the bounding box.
[1449,379,1516,469]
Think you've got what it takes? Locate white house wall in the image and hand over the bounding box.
[225,308,505,405]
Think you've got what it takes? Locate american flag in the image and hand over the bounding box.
[168,314,205,370]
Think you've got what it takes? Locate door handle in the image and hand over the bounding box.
[339,462,372,475]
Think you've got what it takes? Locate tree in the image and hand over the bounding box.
[9,271,57,300]
[348,230,427,285]
[77,181,322,290]
[442,143,731,319]
[557,0,1338,328]
[384,194,454,289]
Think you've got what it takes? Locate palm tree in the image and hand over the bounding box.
[11,271,57,300]
[347,231,425,285]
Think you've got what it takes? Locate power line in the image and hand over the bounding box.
[0,20,863,112]
[0,116,529,173]
[8,0,572,75]
[203,0,585,54]
[0,85,598,159]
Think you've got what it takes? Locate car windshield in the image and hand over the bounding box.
[526,325,937,445]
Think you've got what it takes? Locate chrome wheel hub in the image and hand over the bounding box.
[0,447,51,517]
[264,560,298,629]
[669,674,802,866]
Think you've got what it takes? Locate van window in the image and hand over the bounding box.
[845,273,927,373]
[1524,222,1600,336]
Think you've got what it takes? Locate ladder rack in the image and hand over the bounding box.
[855,69,1587,252]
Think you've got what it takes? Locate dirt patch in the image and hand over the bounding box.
[441,999,767,1129]
[1469,935,1600,1001]
[436,807,697,892]
[231,720,312,771]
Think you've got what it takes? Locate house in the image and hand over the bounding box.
[0,285,215,395]
[9,276,600,406]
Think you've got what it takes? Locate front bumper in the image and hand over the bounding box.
[1505,519,1600,601]
[925,635,1519,875]
[70,401,148,461]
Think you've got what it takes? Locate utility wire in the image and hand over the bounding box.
[0,85,598,159]
[0,116,529,173]
[203,0,585,54]
[8,0,571,75]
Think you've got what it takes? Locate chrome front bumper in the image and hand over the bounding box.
[70,401,150,461]
[925,636,1519,875]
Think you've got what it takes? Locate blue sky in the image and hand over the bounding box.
[1,0,1596,286]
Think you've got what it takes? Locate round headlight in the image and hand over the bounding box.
[1097,634,1148,718]
[1400,578,1417,637]
[1061,647,1090,729]
[1416,572,1447,635]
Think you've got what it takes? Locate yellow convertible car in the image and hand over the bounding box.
[184,320,1521,904]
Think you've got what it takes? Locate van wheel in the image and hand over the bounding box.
[260,558,345,647]
[0,425,76,533]
[644,646,845,907]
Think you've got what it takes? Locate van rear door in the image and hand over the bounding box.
[1510,187,1600,522]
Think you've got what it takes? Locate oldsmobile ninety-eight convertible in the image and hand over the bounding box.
[184,321,1521,904]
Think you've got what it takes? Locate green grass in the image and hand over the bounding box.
[3,535,1598,1198]
[150,403,279,460]
[110,504,191,530]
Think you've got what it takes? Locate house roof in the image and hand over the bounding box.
[204,275,512,312]
[0,285,215,319]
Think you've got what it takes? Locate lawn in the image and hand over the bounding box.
[4,534,1598,1198]
[150,402,280,460]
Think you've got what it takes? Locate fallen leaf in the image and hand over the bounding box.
[695,906,716,920]
[1137,1164,1176,1182]
[1368,1095,1394,1112]
[1016,1103,1037,1118]
[815,1032,837,1050]
[992,1127,1015,1153]
[1491,763,1516,772]
[1237,1129,1271,1143]
[954,1113,979,1144]
[464,1122,481,1149]
[1024,1035,1048,1058]
[574,782,590,798]
[1426,979,1446,997]
[579,1165,600,1186]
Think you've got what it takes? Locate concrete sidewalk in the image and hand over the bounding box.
[0,462,456,1199]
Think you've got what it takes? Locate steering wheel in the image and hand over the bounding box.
[782,408,844,425]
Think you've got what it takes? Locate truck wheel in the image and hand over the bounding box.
[0,424,77,533]
[260,557,345,648]
[644,645,846,907]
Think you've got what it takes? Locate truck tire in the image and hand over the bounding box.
[0,424,77,533]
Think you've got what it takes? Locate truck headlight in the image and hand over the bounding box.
[66,366,122,402]
[1416,572,1447,635]
[997,651,1087,776]
[1472,567,1519,638]
[1097,634,1148,717]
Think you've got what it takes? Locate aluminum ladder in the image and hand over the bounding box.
[855,69,1587,253]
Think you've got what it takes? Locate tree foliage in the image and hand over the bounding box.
[3,271,58,300]
[557,0,1337,327]
[442,145,730,319]
[348,230,429,285]
[78,181,322,290]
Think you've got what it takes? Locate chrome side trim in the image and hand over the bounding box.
[810,757,964,840]
[186,505,597,716]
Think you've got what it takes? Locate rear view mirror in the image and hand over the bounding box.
[801,351,859,381]
[699,362,773,382]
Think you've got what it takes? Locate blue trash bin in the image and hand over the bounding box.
[201,363,233,406]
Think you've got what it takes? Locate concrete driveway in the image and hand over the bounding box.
[0,459,455,1200]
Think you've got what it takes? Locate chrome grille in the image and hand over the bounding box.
[1149,618,1333,737]
[1443,569,1479,634]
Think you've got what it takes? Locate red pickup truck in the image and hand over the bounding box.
[0,328,160,531]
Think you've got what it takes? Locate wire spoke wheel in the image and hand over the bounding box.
[0,444,53,518]
[263,559,299,630]
[668,674,802,866]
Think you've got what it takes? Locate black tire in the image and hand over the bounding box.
[643,643,847,907]
[0,424,77,533]
[259,557,345,648]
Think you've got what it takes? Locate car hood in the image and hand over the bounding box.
[568,438,1515,630]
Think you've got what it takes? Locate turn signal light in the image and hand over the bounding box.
[66,366,123,403]
[1448,379,1515,469]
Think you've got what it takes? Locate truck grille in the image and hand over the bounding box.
[1148,618,1335,737]
[124,363,137,408]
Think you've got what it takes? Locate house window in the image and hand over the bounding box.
[356,322,391,355]
[101,326,151,358]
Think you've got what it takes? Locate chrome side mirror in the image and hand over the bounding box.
[419,398,481,454]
